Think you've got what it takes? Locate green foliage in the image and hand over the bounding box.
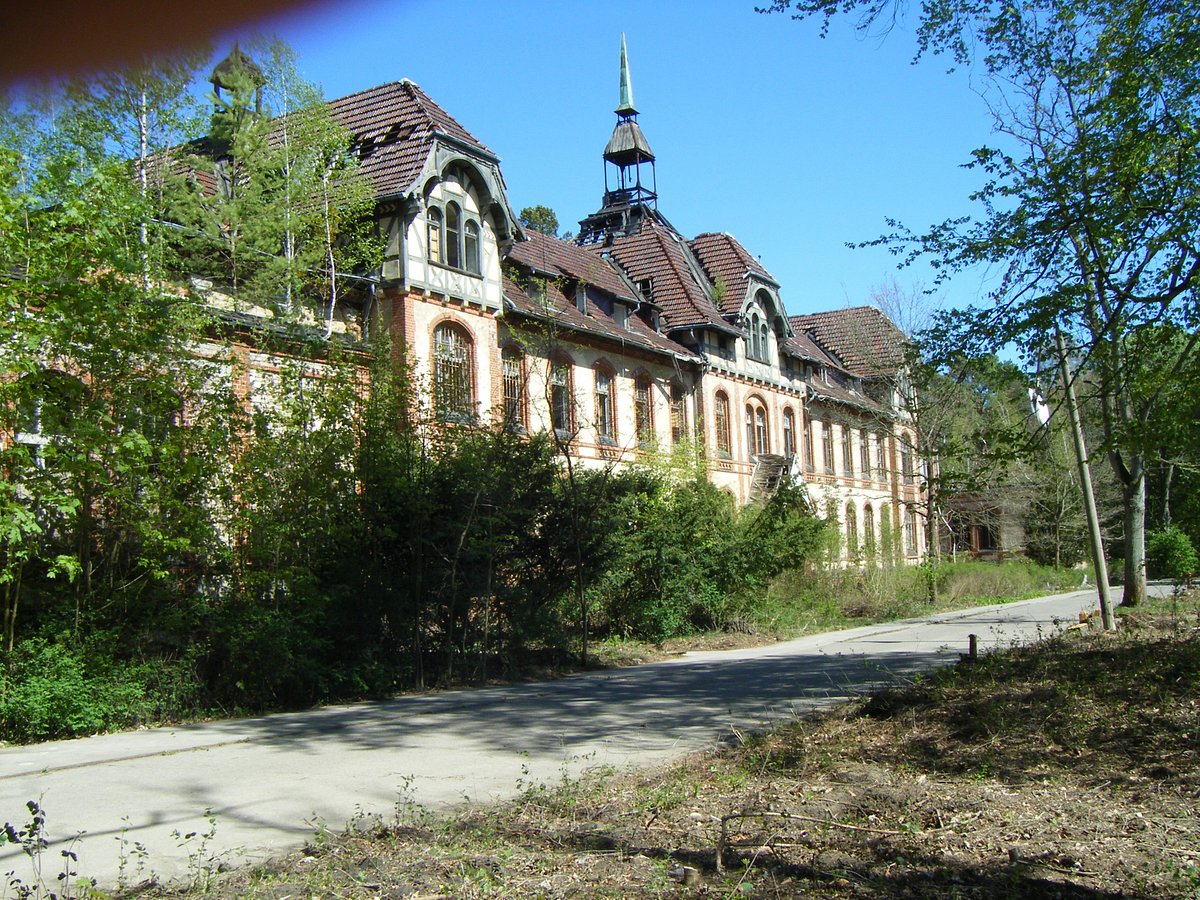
[517,205,560,237]
[1147,526,1198,582]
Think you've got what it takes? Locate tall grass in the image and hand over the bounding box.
[759,558,1085,635]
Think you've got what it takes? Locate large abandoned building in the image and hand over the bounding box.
[13,43,928,565]
[331,40,927,563]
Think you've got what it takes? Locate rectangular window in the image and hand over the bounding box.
[859,428,870,479]
[842,424,853,476]
[822,419,835,474]
[876,432,888,480]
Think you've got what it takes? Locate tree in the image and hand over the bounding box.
[518,204,561,238]
[770,0,1200,606]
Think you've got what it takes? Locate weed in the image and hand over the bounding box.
[1,801,94,900]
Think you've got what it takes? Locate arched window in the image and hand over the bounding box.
[635,375,654,445]
[842,424,854,476]
[714,391,731,456]
[464,220,480,274]
[550,357,574,435]
[863,504,876,560]
[594,366,616,444]
[426,207,443,264]
[745,399,769,457]
[906,506,920,556]
[859,428,870,478]
[822,419,835,473]
[802,410,814,472]
[445,202,462,269]
[845,503,859,557]
[782,408,795,458]
[432,322,474,422]
[759,322,770,361]
[501,346,526,430]
[670,383,686,443]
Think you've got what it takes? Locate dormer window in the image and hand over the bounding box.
[426,200,482,276]
[427,208,443,264]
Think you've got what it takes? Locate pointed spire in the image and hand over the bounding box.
[616,33,637,117]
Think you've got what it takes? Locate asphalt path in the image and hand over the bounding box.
[0,586,1134,889]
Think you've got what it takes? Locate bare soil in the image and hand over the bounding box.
[151,595,1200,898]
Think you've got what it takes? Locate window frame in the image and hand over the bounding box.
[635,374,655,446]
[431,321,475,423]
[822,418,835,474]
[549,355,575,437]
[713,390,731,457]
[594,364,617,445]
[501,346,527,431]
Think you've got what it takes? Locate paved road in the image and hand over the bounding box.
[0,587,1126,888]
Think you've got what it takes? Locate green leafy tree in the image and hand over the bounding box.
[518,204,561,238]
[772,0,1200,606]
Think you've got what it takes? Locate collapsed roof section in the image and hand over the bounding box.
[504,230,700,364]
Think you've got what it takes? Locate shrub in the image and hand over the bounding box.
[0,637,149,742]
[1147,526,1199,582]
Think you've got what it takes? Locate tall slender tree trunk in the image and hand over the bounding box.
[1121,463,1147,606]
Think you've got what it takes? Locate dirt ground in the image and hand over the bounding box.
[147,595,1200,898]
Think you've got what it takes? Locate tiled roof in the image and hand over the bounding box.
[326,80,494,199]
[783,331,838,366]
[689,232,777,315]
[508,230,638,304]
[789,306,909,377]
[597,216,731,331]
[503,272,699,362]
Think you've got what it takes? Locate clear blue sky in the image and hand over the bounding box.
[223,0,1001,318]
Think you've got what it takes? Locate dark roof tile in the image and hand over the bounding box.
[788,306,909,377]
[689,232,777,315]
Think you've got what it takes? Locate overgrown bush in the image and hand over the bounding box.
[1147,526,1199,582]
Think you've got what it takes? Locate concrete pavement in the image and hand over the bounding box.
[0,587,1120,889]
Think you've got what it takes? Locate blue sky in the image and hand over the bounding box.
[224,0,1002,318]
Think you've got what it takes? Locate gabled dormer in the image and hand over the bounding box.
[328,80,522,312]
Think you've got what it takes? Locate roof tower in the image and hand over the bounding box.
[578,34,658,244]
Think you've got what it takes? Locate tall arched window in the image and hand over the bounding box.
[802,410,814,472]
[845,503,859,557]
[745,399,769,457]
[426,207,443,264]
[550,356,574,435]
[670,383,686,443]
[635,375,654,445]
[842,424,853,476]
[863,504,876,560]
[782,408,796,458]
[432,322,474,422]
[464,220,480,274]
[859,428,871,478]
[594,365,616,444]
[714,391,731,456]
[822,419,835,473]
[906,506,920,556]
[445,202,462,269]
[759,322,770,361]
[501,346,526,430]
